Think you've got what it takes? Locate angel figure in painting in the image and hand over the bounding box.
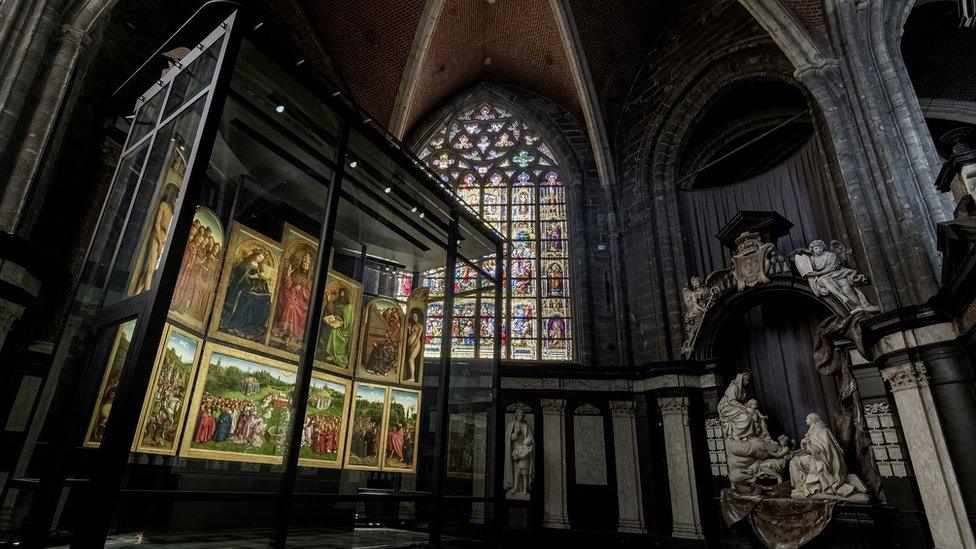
[505,409,535,499]
[794,240,879,313]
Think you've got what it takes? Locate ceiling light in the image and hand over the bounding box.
[275,104,285,113]
[384,186,392,194]
[419,212,425,219]
[411,206,418,213]
[349,160,358,168]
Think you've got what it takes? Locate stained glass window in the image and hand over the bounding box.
[417,103,573,361]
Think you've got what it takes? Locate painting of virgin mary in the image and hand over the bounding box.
[210,224,282,350]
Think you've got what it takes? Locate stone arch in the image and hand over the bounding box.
[408,82,610,365]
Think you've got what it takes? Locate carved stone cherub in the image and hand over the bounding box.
[793,239,879,313]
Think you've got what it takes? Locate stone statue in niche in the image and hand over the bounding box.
[681,275,720,356]
[505,408,535,500]
[789,412,869,502]
[731,232,775,291]
[718,373,793,483]
[793,239,879,314]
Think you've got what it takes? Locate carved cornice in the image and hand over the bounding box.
[658,396,689,416]
[540,399,566,414]
[610,400,636,417]
[864,402,891,415]
[881,362,929,391]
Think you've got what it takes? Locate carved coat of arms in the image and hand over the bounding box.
[731,231,774,291]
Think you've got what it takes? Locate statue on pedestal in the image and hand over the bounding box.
[794,240,879,313]
[680,275,720,357]
[505,409,534,499]
[789,413,869,502]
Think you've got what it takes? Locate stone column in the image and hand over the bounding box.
[540,398,569,529]
[610,400,646,534]
[881,362,976,549]
[938,128,976,217]
[658,396,703,540]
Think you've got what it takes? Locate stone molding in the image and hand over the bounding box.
[609,400,636,417]
[540,398,567,415]
[881,362,929,392]
[658,396,689,416]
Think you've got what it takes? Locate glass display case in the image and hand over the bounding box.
[6,9,502,547]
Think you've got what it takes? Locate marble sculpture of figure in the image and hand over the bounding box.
[794,239,879,313]
[718,373,792,483]
[789,412,869,502]
[682,275,717,340]
[505,409,534,499]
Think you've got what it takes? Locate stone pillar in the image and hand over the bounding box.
[658,396,703,540]
[881,362,976,549]
[540,398,569,529]
[610,400,646,534]
[937,128,976,217]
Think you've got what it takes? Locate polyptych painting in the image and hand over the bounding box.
[84,319,138,448]
[268,225,318,357]
[344,383,387,471]
[129,146,187,296]
[447,411,487,479]
[297,373,351,468]
[168,207,224,331]
[180,343,296,465]
[356,297,405,383]
[313,270,363,374]
[134,324,202,455]
[210,223,282,352]
[382,388,421,472]
[400,288,429,386]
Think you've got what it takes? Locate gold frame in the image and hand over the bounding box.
[313,269,363,375]
[355,297,407,384]
[380,387,421,473]
[83,319,138,449]
[400,287,430,386]
[133,324,203,455]
[167,206,225,332]
[296,371,352,469]
[343,382,389,471]
[209,223,283,354]
[179,342,297,465]
[267,223,318,358]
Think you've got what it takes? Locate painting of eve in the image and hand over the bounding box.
[168,207,223,331]
[130,146,186,296]
[400,288,429,385]
[210,224,282,351]
[134,325,202,455]
[181,345,296,464]
[314,271,363,373]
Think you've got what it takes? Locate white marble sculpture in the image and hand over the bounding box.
[718,373,792,483]
[681,275,720,357]
[731,232,774,291]
[794,239,879,313]
[789,412,869,502]
[505,409,535,499]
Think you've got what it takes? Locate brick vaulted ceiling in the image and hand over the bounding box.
[297,0,823,139]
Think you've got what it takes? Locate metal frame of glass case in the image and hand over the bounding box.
[15,6,504,548]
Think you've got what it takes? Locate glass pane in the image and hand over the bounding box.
[161,37,223,119]
[126,87,166,149]
[105,96,207,304]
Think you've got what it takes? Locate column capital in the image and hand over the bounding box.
[658,396,689,416]
[881,362,929,392]
[540,398,566,415]
[610,400,636,417]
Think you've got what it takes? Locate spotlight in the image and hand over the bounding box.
[411,206,418,213]
[419,212,425,219]
[349,160,358,168]
[275,104,285,113]
[384,186,392,194]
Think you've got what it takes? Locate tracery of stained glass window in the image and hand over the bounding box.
[416,103,572,361]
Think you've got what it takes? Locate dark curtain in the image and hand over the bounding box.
[679,138,837,277]
[716,296,838,443]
